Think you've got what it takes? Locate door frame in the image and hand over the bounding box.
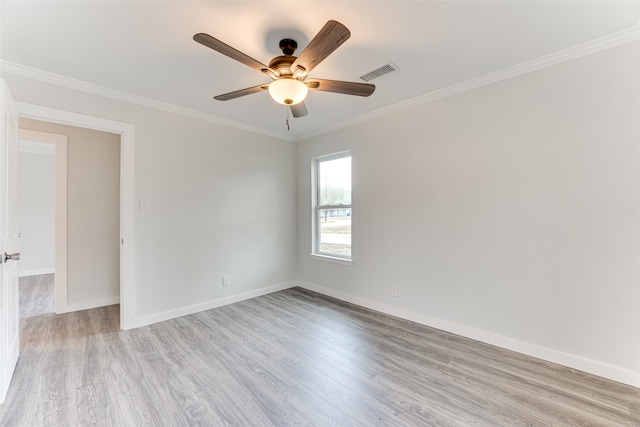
[16,102,135,330]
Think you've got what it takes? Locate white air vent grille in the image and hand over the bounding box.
[359,62,400,82]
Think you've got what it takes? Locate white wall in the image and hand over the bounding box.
[297,41,640,386]
[2,73,298,325]
[17,146,54,276]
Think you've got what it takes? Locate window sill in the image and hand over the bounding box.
[310,254,352,266]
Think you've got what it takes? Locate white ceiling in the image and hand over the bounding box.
[1,1,639,141]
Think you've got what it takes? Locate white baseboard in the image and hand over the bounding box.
[297,281,640,389]
[56,296,120,314]
[19,268,54,277]
[133,281,297,328]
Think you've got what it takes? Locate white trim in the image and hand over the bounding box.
[15,102,136,330]
[309,254,352,266]
[134,281,296,328]
[0,60,294,143]
[297,281,640,389]
[18,140,55,156]
[18,268,54,278]
[297,22,640,142]
[57,296,120,314]
[54,134,68,316]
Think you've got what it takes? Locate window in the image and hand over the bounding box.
[313,152,351,260]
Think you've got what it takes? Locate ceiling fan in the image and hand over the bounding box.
[193,20,375,120]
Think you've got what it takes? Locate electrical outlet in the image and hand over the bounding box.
[391,285,398,297]
[222,275,230,287]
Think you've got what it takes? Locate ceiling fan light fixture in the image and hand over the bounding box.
[268,78,308,105]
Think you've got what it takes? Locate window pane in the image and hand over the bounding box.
[318,208,351,257]
[318,156,351,206]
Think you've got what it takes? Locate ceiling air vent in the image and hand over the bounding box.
[359,62,400,82]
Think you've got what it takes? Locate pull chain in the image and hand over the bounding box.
[285,106,290,131]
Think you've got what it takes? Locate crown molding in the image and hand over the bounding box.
[2,21,639,144]
[297,22,640,142]
[0,60,295,142]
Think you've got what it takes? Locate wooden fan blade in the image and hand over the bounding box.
[290,102,308,118]
[306,79,375,97]
[194,33,271,73]
[214,84,269,101]
[291,20,350,76]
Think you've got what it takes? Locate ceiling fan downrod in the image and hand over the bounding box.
[279,39,297,56]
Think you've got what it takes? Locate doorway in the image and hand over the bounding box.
[19,122,120,314]
[17,132,60,318]
[16,103,135,330]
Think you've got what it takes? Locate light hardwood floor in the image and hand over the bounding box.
[2,276,639,426]
[18,273,54,319]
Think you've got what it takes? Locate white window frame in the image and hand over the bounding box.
[311,151,352,264]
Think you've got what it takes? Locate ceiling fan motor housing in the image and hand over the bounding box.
[268,55,297,78]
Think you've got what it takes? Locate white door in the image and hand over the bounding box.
[0,79,20,404]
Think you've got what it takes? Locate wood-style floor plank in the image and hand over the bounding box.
[2,276,639,426]
[18,274,54,319]
[221,302,449,426]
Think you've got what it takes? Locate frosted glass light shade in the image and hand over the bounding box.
[268,78,308,105]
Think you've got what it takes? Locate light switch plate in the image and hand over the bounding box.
[139,197,150,211]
